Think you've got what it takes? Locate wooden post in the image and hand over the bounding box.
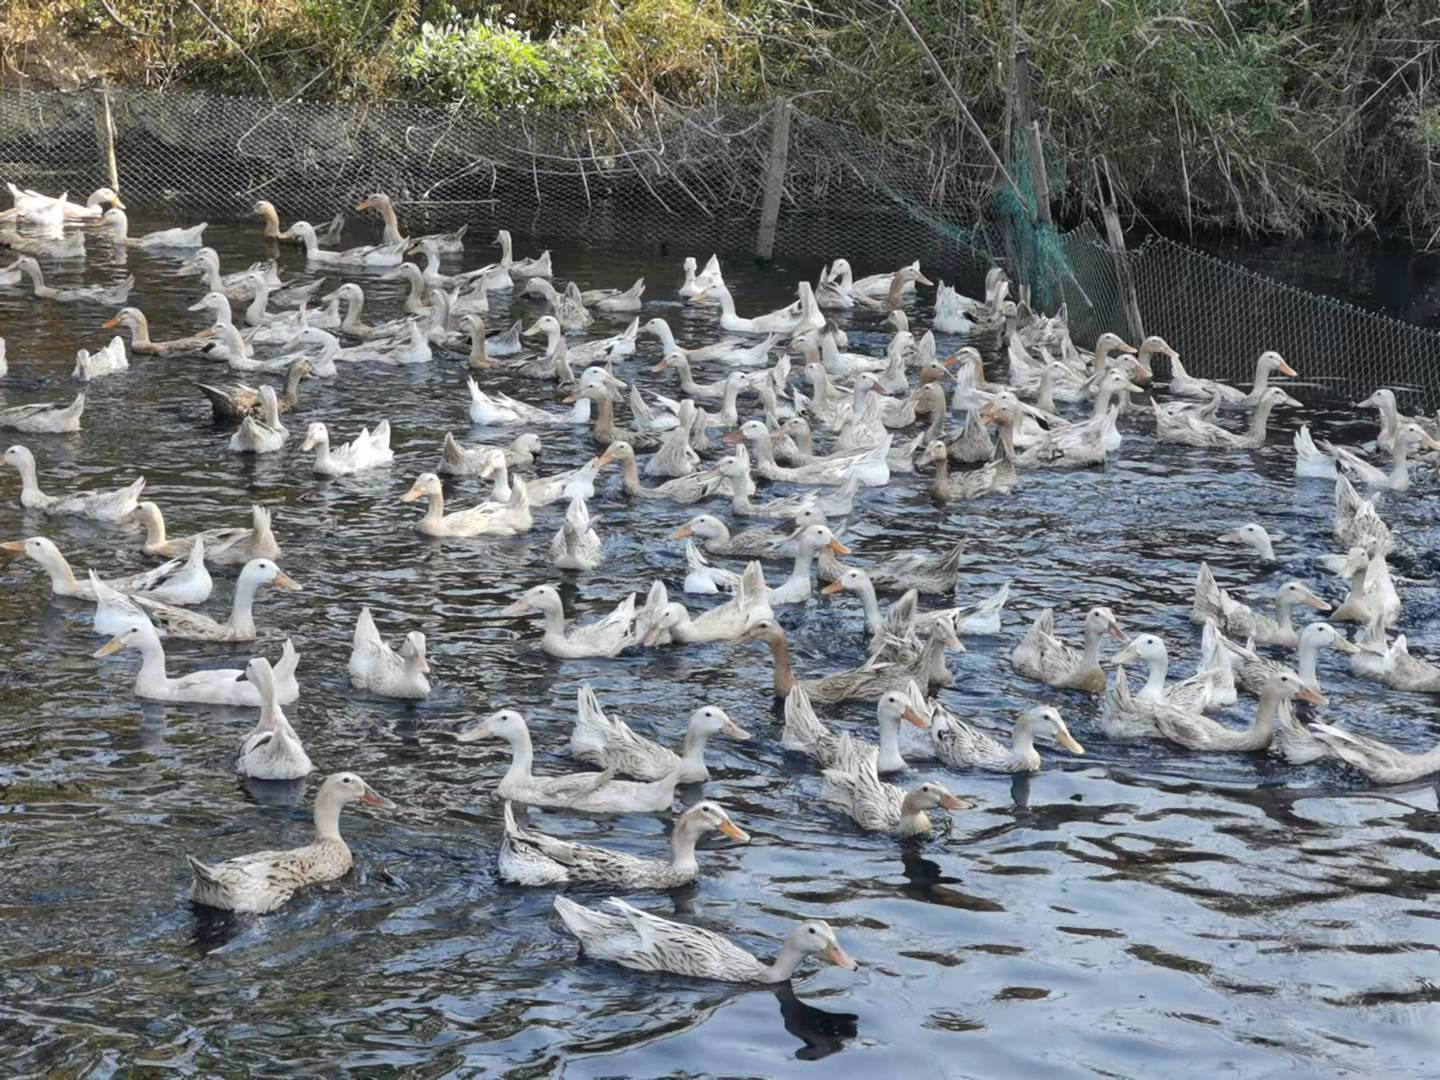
[1025,120,1052,226]
[93,85,120,194]
[1097,157,1145,343]
[755,98,791,262]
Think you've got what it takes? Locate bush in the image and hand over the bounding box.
[398,13,618,111]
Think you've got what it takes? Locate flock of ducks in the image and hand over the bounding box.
[2,183,1438,989]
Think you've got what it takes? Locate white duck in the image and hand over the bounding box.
[72,336,128,381]
[236,655,313,780]
[228,386,287,454]
[93,618,299,706]
[4,444,143,521]
[349,606,431,700]
[467,376,590,427]
[301,420,394,476]
[402,472,532,538]
[101,208,206,250]
[288,219,406,267]
[502,584,635,658]
[568,685,751,782]
[701,281,823,336]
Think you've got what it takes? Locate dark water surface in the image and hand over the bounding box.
[1,216,1439,1079]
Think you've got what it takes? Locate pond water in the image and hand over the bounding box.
[1,215,1438,1079]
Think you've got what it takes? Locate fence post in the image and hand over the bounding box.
[1025,121,1052,226]
[755,98,791,263]
[1101,200,1145,343]
[92,84,120,194]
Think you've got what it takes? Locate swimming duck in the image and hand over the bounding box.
[1320,422,1439,492]
[1152,386,1294,449]
[134,502,279,564]
[71,336,128,382]
[227,386,287,454]
[100,208,205,250]
[578,277,645,312]
[4,444,142,520]
[467,377,590,427]
[669,512,816,560]
[820,736,970,836]
[288,219,405,267]
[1308,722,1440,785]
[356,192,467,253]
[0,392,86,434]
[1333,475,1392,554]
[301,419,393,476]
[236,655,313,780]
[500,799,746,888]
[187,771,393,914]
[1109,625,1234,714]
[779,682,932,771]
[93,618,299,705]
[9,184,120,221]
[126,537,212,606]
[550,495,604,572]
[984,391,1117,469]
[597,440,723,504]
[439,431,542,476]
[0,537,190,602]
[742,618,954,703]
[1356,387,1438,453]
[253,199,344,246]
[349,606,430,700]
[524,278,592,331]
[823,570,1008,644]
[683,541,738,594]
[1167,348,1295,404]
[924,438,1017,503]
[729,419,891,488]
[1010,606,1125,693]
[196,357,312,423]
[0,226,85,260]
[1371,634,1440,693]
[479,448,599,508]
[568,686,750,782]
[1109,666,1319,751]
[643,317,776,366]
[1231,621,1357,696]
[930,704,1084,773]
[760,524,849,606]
[1328,542,1400,628]
[13,257,133,305]
[827,257,926,300]
[554,895,856,983]
[459,709,682,813]
[679,254,724,299]
[638,563,773,645]
[699,281,823,336]
[1191,563,1329,647]
[129,557,300,641]
[101,307,213,357]
[402,472,532,538]
[502,584,634,658]
[491,229,550,279]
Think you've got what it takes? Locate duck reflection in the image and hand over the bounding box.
[772,982,858,1060]
[240,775,308,807]
[899,849,1004,912]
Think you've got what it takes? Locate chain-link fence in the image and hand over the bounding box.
[3,84,1437,410]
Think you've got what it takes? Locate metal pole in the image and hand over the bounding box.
[93,85,120,194]
[755,98,791,262]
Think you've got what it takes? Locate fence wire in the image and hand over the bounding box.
[3,85,1437,411]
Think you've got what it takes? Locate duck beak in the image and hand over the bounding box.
[500,598,533,616]
[355,199,373,211]
[641,626,662,647]
[401,483,425,502]
[723,718,752,741]
[596,448,616,467]
[92,636,126,658]
[940,793,973,810]
[111,196,126,210]
[102,316,120,329]
[360,784,396,810]
[823,942,857,971]
[1297,686,1327,706]
[456,720,494,742]
[1425,435,1440,451]
[300,434,316,451]
[0,540,25,555]
[1332,638,1360,655]
[1111,642,1139,665]
[718,820,750,842]
[721,431,744,445]
[916,272,934,286]
[828,539,851,555]
[1108,621,1127,642]
[820,580,845,595]
[1301,594,1331,611]
[272,572,301,591]
[1117,340,1137,354]
[1277,361,1297,377]
[979,404,998,425]
[902,707,930,729]
[1058,730,1086,754]
[522,321,543,338]
[669,525,694,539]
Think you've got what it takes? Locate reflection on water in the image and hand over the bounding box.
[0,216,1438,1076]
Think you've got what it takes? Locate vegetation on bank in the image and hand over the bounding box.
[3,1,1439,238]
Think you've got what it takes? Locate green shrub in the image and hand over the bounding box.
[398,13,618,110]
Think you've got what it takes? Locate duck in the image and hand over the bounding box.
[439,431,543,476]
[827,257,926,300]
[568,686,750,781]
[984,391,1116,469]
[821,736,970,836]
[728,419,891,488]
[71,336,128,381]
[669,511,818,560]
[301,419,393,476]
[524,278,592,331]
[1108,666,1320,751]
[1191,563,1329,647]
[196,357,312,423]
[1152,386,1295,449]
[13,256,133,305]
[930,704,1085,772]
[92,617,300,705]
[1231,621,1357,696]
[1308,722,1440,785]
[0,226,85,260]
[1293,425,1339,479]
[643,317,776,366]
[742,614,957,703]
[227,385,287,454]
[253,199,344,246]
[478,448,599,508]
[1333,474,1392,554]
[1108,624,1234,714]
[823,570,1009,643]
[683,541,738,594]
[0,393,86,434]
[100,208,205,250]
[402,472,532,538]
[700,281,823,336]
[356,192,467,252]
[287,219,406,267]
[1357,387,1437,453]
[458,709,682,813]
[126,557,300,642]
[1166,348,1295,404]
[461,316,523,366]
[134,502,280,564]
[679,254,724,299]
[500,799,746,888]
[187,772,393,914]
[1320,422,1439,492]
[761,524,849,606]
[638,563,773,645]
[0,536,198,602]
[126,537,212,606]
[780,682,932,771]
[3,444,143,521]
[578,277,645,312]
[1372,635,1440,693]
[349,606,430,700]
[550,495,604,572]
[493,229,551,279]
[236,656,313,780]
[923,439,1017,502]
[1010,606,1125,693]
[9,184,121,221]
[1217,522,1277,564]
[467,376,590,427]
[501,584,634,658]
[1328,541,1400,628]
[597,440,724,505]
[820,264,932,311]
[553,895,856,983]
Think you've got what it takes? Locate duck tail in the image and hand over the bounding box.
[781,685,828,753]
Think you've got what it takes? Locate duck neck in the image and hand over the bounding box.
[341,290,365,331]
[895,799,933,837]
[765,632,797,695]
[1141,652,1168,699]
[651,319,677,354]
[402,273,426,315]
[421,489,445,525]
[720,379,745,424]
[229,574,263,636]
[126,313,153,347]
[200,263,223,293]
[1250,359,1272,396]
[1246,398,1277,442]
[40,550,80,592]
[715,286,739,321]
[1295,637,1322,687]
[886,273,907,308]
[1080,623,1104,669]
[12,455,43,504]
[378,201,403,245]
[283,363,306,407]
[678,725,711,772]
[760,941,808,983]
[749,431,778,469]
[108,215,130,243]
[487,457,511,501]
[139,509,166,548]
[857,579,883,634]
[1252,688,1284,741]
[667,818,703,875]
[618,452,644,495]
[244,285,269,325]
[467,326,487,365]
[501,726,536,785]
[1389,441,1411,487]
[134,631,170,688]
[538,603,568,637]
[877,715,906,772]
[931,452,951,493]
[787,543,818,590]
[311,436,333,471]
[1274,596,1296,634]
[259,205,282,239]
[497,232,513,267]
[312,785,347,842]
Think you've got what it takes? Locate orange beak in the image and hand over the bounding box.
[102,316,120,329]
[902,707,929,729]
[669,525,694,539]
[827,539,851,555]
[940,793,973,810]
[821,580,845,595]
[596,449,616,467]
[823,942,857,971]
[355,199,373,211]
[1278,361,1297,377]
[718,820,750,843]
[1297,685,1327,705]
